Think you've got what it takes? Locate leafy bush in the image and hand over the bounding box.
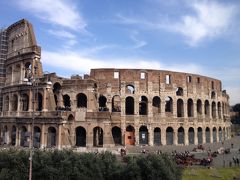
[0,149,182,180]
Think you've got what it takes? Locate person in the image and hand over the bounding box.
[231,143,234,148]
[236,158,239,166]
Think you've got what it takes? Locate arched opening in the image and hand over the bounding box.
[205,127,210,143]
[11,126,16,146]
[112,126,122,145]
[34,126,41,148]
[205,100,210,117]
[4,96,9,111]
[187,99,194,117]
[77,93,87,108]
[197,127,203,144]
[36,93,43,111]
[152,96,161,114]
[212,102,217,118]
[112,95,121,112]
[139,126,148,145]
[213,127,217,142]
[63,94,71,109]
[99,95,108,111]
[68,114,74,121]
[22,94,29,111]
[139,96,148,115]
[53,82,62,106]
[12,94,18,111]
[3,126,8,144]
[165,96,173,113]
[125,96,134,115]
[188,127,194,144]
[47,127,56,147]
[93,127,103,147]
[211,91,216,99]
[20,126,28,147]
[125,125,135,145]
[178,127,184,144]
[223,127,226,140]
[197,99,202,115]
[166,127,174,145]
[126,85,135,94]
[154,127,161,145]
[218,102,222,119]
[177,99,184,117]
[176,87,183,96]
[218,127,222,142]
[76,126,86,147]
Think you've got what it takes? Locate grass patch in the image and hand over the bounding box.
[183,167,240,180]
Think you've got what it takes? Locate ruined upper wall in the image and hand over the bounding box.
[6,19,40,58]
[90,68,223,93]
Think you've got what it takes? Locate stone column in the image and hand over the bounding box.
[193,102,197,118]
[15,127,20,146]
[184,129,189,145]
[134,95,139,115]
[184,102,188,118]
[28,90,33,111]
[86,125,93,147]
[161,128,166,145]
[135,126,139,146]
[202,128,206,144]
[173,129,178,145]
[148,126,153,146]
[41,124,46,148]
[42,89,47,111]
[210,127,213,143]
[194,128,198,145]
[161,101,165,118]
[216,128,219,142]
[57,125,62,149]
[103,123,114,147]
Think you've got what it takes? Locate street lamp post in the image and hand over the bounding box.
[24,68,52,180]
[24,66,37,180]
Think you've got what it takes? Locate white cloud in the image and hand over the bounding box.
[42,50,201,75]
[116,1,237,46]
[130,31,147,49]
[48,29,76,39]
[171,1,237,46]
[17,0,86,30]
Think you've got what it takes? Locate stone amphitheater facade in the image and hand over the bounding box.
[0,19,231,149]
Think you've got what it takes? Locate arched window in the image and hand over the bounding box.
[177,99,184,117]
[22,94,29,111]
[112,95,121,112]
[63,94,71,108]
[93,127,103,147]
[112,126,122,145]
[99,95,108,111]
[197,99,202,115]
[204,100,210,117]
[139,96,148,115]
[176,87,183,96]
[211,91,216,99]
[76,93,87,108]
[154,127,161,145]
[212,101,217,118]
[178,127,184,144]
[12,94,18,111]
[47,127,56,147]
[53,82,62,106]
[36,93,43,111]
[126,85,135,94]
[166,127,174,145]
[139,126,148,145]
[165,96,173,113]
[217,102,222,118]
[152,96,161,114]
[187,99,194,117]
[76,126,86,147]
[4,96,9,111]
[125,96,134,115]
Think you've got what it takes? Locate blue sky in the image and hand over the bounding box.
[0,0,240,105]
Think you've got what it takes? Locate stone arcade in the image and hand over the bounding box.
[0,19,231,149]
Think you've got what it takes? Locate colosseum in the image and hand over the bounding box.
[0,19,231,149]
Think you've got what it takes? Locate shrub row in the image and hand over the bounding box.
[0,149,182,180]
